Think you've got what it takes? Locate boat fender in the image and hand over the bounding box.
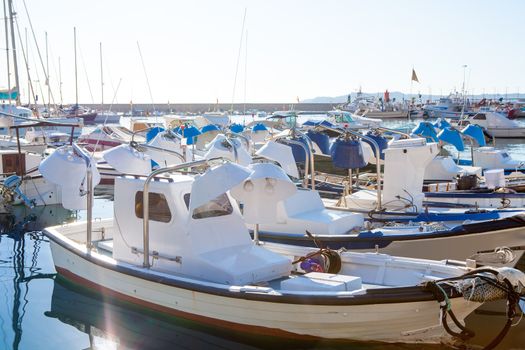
[300,258,324,273]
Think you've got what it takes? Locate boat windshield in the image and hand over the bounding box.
[331,112,354,124]
[184,193,233,219]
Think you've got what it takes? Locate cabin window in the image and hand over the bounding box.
[188,193,233,219]
[473,114,486,120]
[344,113,354,122]
[502,152,509,158]
[135,191,172,223]
[183,193,190,209]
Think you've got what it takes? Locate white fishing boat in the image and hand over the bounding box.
[0,118,89,210]
[326,110,382,129]
[199,111,230,127]
[458,111,525,138]
[24,127,71,147]
[41,147,525,346]
[94,110,122,124]
[78,125,145,152]
[423,94,472,119]
[0,134,47,154]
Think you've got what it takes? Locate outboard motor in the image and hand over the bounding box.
[251,123,269,143]
[306,130,330,155]
[330,136,367,196]
[330,137,367,169]
[438,127,465,152]
[412,121,439,142]
[0,175,35,208]
[146,127,165,142]
[229,123,244,134]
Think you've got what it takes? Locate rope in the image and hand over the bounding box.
[29,176,45,206]
[291,231,343,274]
[424,269,524,349]
[292,248,342,274]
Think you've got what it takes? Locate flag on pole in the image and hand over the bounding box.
[411,69,419,83]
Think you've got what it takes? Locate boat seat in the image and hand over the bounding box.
[258,189,364,235]
[191,243,292,285]
[281,272,362,292]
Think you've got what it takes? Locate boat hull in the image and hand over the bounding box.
[425,191,525,208]
[485,127,525,138]
[45,227,478,344]
[256,216,525,267]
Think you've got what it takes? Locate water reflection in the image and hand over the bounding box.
[45,279,451,350]
[0,204,77,234]
[0,231,56,350]
[46,279,263,350]
[0,188,523,348]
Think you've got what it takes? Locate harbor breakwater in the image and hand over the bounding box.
[83,103,338,114]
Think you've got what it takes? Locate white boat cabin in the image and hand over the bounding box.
[111,173,292,285]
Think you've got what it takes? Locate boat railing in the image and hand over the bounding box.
[273,130,315,189]
[225,131,251,151]
[141,157,223,268]
[129,140,186,163]
[374,126,412,138]
[294,129,316,190]
[72,143,95,251]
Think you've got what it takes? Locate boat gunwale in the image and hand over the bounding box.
[43,225,463,306]
[255,213,525,244]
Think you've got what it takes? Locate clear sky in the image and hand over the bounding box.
[1,0,524,104]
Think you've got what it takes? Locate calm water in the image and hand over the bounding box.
[1,118,525,349]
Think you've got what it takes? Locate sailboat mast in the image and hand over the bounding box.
[7,0,19,105]
[25,27,29,106]
[45,31,50,110]
[100,42,103,110]
[3,0,12,106]
[243,30,247,116]
[74,27,78,106]
[58,56,63,105]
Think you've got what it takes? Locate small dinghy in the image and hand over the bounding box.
[42,146,525,346]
